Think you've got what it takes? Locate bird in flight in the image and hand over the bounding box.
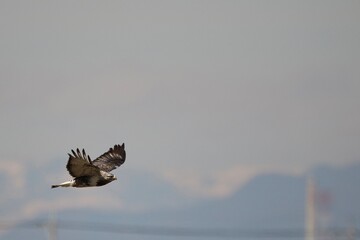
[52,144,126,188]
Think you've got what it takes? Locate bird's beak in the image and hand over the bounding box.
[113,176,117,180]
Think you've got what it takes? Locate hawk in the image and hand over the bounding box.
[52,144,126,188]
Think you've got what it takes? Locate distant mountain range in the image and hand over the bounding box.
[4,162,360,239]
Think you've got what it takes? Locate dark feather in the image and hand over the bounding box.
[92,143,126,172]
[66,148,100,178]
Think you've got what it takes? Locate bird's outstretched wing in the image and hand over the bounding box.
[66,148,101,177]
[92,144,126,172]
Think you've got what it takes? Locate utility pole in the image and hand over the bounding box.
[43,212,57,240]
[305,176,315,240]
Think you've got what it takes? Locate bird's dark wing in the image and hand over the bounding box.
[92,144,126,172]
[66,148,101,177]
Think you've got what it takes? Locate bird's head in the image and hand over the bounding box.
[104,173,117,181]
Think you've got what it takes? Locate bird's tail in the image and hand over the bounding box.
[51,180,74,189]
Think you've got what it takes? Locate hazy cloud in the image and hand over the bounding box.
[162,163,304,198]
[22,194,124,220]
[0,161,25,203]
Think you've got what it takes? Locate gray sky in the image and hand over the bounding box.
[1,0,360,219]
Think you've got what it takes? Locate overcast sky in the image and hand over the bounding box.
[1,0,360,220]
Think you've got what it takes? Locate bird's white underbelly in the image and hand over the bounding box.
[88,176,100,186]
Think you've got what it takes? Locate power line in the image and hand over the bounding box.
[0,220,358,239]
